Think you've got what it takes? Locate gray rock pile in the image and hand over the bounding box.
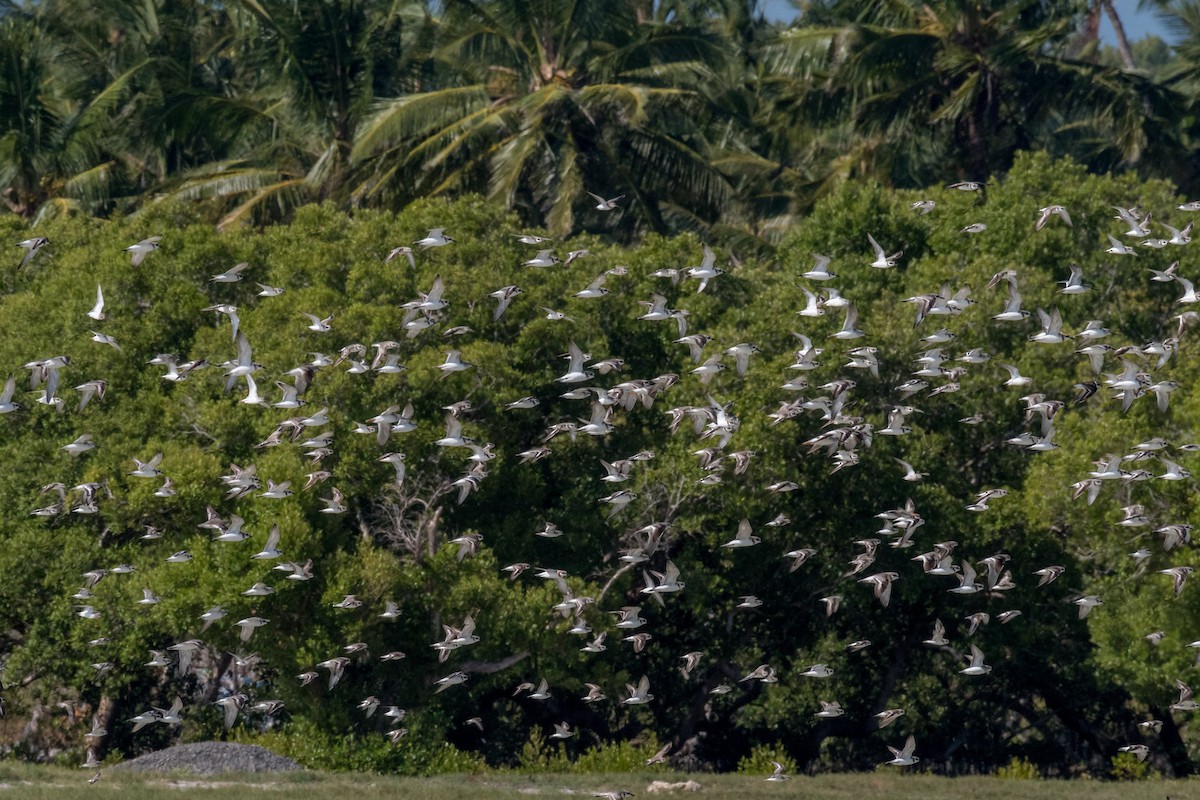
[113,742,303,774]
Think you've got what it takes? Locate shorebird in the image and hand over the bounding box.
[721,518,760,548]
[125,236,162,266]
[884,735,919,766]
[211,262,249,283]
[588,192,624,211]
[867,233,901,268]
[385,246,416,268]
[16,237,49,268]
[686,245,723,293]
[622,675,653,704]
[413,228,453,249]
[766,761,789,781]
[1036,204,1072,229]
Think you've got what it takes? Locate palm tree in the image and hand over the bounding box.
[351,0,740,237]
[160,0,437,229]
[0,7,152,219]
[763,0,1183,186]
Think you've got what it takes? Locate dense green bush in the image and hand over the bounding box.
[1,153,1199,776]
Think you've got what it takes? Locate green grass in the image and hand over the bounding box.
[0,765,1191,800]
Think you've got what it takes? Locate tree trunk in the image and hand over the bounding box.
[1102,1,1136,69]
[965,100,990,181]
[1153,706,1193,777]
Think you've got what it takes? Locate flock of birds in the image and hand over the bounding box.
[9,182,1200,788]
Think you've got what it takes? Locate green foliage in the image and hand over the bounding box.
[518,729,572,774]
[232,715,484,776]
[2,1,1198,245]
[996,757,1040,780]
[5,153,1200,776]
[736,744,796,777]
[573,734,668,773]
[1109,753,1152,781]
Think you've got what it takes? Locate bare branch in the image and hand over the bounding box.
[361,474,454,562]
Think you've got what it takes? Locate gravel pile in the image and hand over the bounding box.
[113,742,303,774]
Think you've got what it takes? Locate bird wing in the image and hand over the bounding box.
[235,331,252,366]
[567,341,585,371]
[867,233,885,259]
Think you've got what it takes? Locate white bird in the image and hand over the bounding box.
[89,331,121,351]
[438,350,473,376]
[234,617,269,642]
[1105,234,1137,256]
[16,236,49,268]
[434,671,468,693]
[215,693,246,729]
[766,761,789,782]
[1074,595,1103,618]
[434,414,471,448]
[992,283,1030,321]
[1036,204,1072,229]
[867,233,901,269]
[210,262,250,283]
[385,246,416,268]
[302,312,333,332]
[1000,364,1031,388]
[523,249,561,267]
[155,697,184,726]
[379,453,407,486]
[61,434,96,457]
[686,245,723,293]
[960,644,992,675]
[87,285,105,321]
[413,227,454,249]
[258,480,292,499]
[802,253,837,281]
[573,273,611,299]
[721,518,760,548]
[0,375,18,414]
[125,236,162,266]
[1057,264,1089,295]
[129,453,163,478]
[622,675,653,705]
[799,288,825,317]
[831,303,865,340]
[1029,308,1067,344]
[489,285,523,319]
[1177,276,1199,304]
[884,735,919,767]
[251,525,283,559]
[1114,205,1151,237]
[557,341,593,384]
[588,192,624,211]
[199,606,226,632]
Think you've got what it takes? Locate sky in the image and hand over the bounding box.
[760,0,1175,45]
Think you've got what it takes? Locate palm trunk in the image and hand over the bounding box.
[1102,0,1136,69]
